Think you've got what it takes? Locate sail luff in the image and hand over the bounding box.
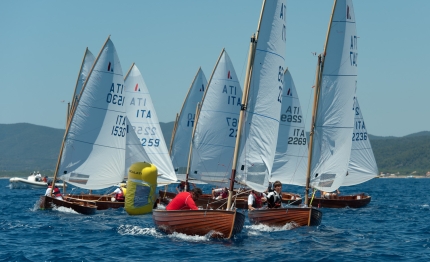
[184,102,201,191]
[169,113,179,155]
[305,55,323,206]
[227,36,256,210]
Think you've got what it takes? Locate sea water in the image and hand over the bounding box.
[1,178,430,261]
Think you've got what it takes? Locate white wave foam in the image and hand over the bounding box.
[245,222,298,235]
[168,231,211,242]
[118,225,163,237]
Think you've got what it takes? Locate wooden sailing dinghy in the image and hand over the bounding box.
[153,48,246,238]
[311,193,371,208]
[40,196,97,215]
[41,36,151,214]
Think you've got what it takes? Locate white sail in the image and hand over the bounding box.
[236,0,287,193]
[59,38,127,189]
[190,50,242,188]
[124,117,152,179]
[342,97,378,186]
[310,0,358,192]
[71,48,95,110]
[124,64,177,184]
[271,69,308,186]
[170,68,207,179]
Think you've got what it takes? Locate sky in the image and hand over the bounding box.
[1,0,429,137]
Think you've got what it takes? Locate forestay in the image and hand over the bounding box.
[343,97,378,186]
[59,38,127,189]
[191,50,242,188]
[271,69,308,186]
[236,0,287,193]
[310,0,358,192]
[124,64,177,184]
[170,68,207,179]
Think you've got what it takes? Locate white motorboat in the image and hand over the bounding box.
[9,174,62,189]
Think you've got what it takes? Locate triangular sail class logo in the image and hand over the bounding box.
[107,62,114,72]
[134,83,140,92]
[227,70,232,80]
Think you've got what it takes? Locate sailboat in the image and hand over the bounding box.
[241,1,322,225]
[311,97,377,208]
[152,49,246,238]
[248,0,361,227]
[124,63,177,185]
[40,36,146,214]
[297,0,359,210]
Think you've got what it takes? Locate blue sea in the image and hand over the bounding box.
[1,177,430,262]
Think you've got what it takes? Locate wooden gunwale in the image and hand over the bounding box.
[311,193,371,208]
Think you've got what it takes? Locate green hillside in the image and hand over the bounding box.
[1,123,429,177]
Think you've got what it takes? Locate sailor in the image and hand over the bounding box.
[109,185,126,202]
[211,187,228,200]
[35,171,42,182]
[248,190,267,211]
[266,180,283,208]
[45,181,63,200]
[166,188,202,210]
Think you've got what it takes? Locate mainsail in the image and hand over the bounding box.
[169,68,207,180]
[309,0,358,192]
[343,97,378,186]
[124,63,177,184]
[190,50,242,188]
[59,37,128,189]
[235,0,287,193]
[271,69,308,186]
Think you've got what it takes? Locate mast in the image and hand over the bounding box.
[304,0,337,206]
[226,35,257,210]
[227,0,266,210]
[50,36,111,196]
[184,102,201,191]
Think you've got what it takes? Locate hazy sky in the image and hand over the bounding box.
[1,1,429,137]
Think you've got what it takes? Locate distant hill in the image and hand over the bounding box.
[1,123,429,176]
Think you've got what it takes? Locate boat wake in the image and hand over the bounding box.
[245,222,298,235]
[118,225,163,237]
[167,232,211,242]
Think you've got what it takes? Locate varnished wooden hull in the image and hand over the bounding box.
[311,193,371,208]
[65,194,124,210]
[40,196,97,215]
[248,207,322,227]
[152,209,245,239]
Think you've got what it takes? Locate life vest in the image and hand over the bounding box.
[252,192,263,208]
[267,191,282,208]
[53,187,62,197]
[115,187,125,202]
[48,186,62,198]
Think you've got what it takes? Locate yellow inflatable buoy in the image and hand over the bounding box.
[125,162,157,215]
